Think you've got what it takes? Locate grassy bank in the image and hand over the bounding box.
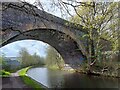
[0,70,11,77]
[18,67,43,90]
[46,65,60,70]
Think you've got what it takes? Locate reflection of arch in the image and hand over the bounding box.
[1,28,86,69]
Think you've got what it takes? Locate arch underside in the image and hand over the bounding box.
[1,29,86,69]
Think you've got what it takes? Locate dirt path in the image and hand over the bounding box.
[1,71,34,89]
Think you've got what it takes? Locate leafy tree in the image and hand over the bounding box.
[0,54,10,71]
[67,2,118,73]
[32,53,45,65]
[18,47,44,67]
[19,47,31,67]
[71,2,117,56]
[0,55,6,66]
[45,46,64,69]
[0,56,2,65]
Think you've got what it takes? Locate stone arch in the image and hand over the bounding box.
[1,2,88,58]
[1,28,86,69]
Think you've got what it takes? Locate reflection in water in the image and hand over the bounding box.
[27,67,49,87]
[27,67,119,88]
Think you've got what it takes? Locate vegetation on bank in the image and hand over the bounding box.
[18,47,45,68]
[76,53,120,78]
[0,70,11,77]
[18,67,31,76]
[45,46,65,70]
[18,67,43,90]
[45,46,119,78]
[45,65,60,70]
[1,47,45,73]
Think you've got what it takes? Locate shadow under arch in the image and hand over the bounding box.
[1,28,86,69]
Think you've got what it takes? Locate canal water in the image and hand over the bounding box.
[27,67,120,88]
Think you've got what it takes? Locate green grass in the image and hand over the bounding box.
[18,67,31,76]
[18,67,43,90]
[0,70,11,77]
[47,65,59,70]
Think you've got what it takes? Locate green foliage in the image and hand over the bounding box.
[70,2,118,59]
[18,47,45,67]
[18,66,31,76]
[45,46,65,69]
[0,57,2,64]
[0,55,14,72]
[0,54,21,72]
[69,2,119,77]
[0,70,11,77]
[0,55,6,65]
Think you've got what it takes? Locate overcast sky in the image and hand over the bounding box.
[0,40,49,57]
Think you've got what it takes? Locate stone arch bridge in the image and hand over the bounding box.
[0,2,89,69]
